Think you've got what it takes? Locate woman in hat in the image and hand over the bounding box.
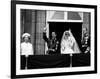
[21,33,34,69]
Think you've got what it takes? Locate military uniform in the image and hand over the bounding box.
[43,32,59,55]
[82,33,90,53]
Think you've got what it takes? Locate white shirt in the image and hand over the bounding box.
[21,42,33,56]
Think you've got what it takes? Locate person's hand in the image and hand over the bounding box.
[69,29,71,32]
[25,55,28,58]
[62,47,65,51]
[44,27,47,32]
[49,49,55,51]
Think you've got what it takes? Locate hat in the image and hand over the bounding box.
[22,33,30,38]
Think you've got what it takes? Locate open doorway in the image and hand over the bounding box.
[49,22,82,52]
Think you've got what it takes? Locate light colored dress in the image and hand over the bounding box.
[61,30,81,54]
[21,42,33,57]
[61,37,75,54]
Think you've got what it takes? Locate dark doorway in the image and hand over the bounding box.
[49,22,82,51]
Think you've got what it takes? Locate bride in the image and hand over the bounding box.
[61,29,81,54]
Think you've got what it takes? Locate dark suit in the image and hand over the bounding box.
[43,32,59,55]
[82,33,90,53]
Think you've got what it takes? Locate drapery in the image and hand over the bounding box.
[21,53,90,69]
[21,54,70,69]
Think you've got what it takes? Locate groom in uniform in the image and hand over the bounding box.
[43,27,59,55]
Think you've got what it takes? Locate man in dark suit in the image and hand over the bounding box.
[82,28,90,54]
[43,27,59,55]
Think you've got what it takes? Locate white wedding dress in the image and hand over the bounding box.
[61,30,80,54]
